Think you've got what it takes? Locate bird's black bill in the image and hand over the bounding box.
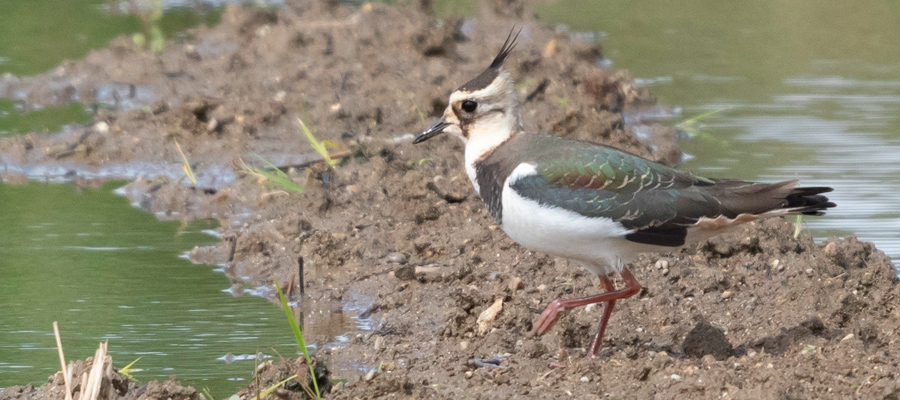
[413,119,450,144]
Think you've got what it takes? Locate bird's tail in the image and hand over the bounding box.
[712,178,836,218]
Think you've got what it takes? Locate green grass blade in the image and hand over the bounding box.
[275,279,320,399]
[250,374,299,400]
[298,118,335,167]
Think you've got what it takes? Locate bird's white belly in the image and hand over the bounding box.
[498,164,641,275]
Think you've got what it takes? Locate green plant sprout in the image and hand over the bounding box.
[275,278,321,399]
[675,108,729,142]
[298,118,337,168]
[412,103,427,124]
[132,0,165,52]
[173,139,196,186]
[238,156,304,193]
[251,374,298,400]
[793,214,804,239]
[118,357,141,382]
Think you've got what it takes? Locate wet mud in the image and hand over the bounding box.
[1,1,898,399]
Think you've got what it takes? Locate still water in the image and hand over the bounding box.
[0,183,299,396]
[538,0,900,265]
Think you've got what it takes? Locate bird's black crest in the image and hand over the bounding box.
[458,27,522,92]
[489,27,521,69]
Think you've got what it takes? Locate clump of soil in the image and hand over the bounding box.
[0,356,198,400]
[1,1,898,400]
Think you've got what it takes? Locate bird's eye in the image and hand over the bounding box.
[461,100,478,113]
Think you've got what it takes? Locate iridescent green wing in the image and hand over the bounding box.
[511,135,721,246]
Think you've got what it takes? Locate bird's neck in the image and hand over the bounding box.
[462,112,521,193]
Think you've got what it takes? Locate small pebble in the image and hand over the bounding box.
[770,259,782,271]
[721,291,733,300]
[670,374,681,380]
[537,284,547,292]
[701,354,716,365]
[509,277,523,292]
[824,242,838,256]
[805,268,814,276]
[662,268,670,277]
[364,369,378,381]
[386,252,408,264]
[580,376,590,383]
[655,259,669,269]
[584,303,596,313]
[841,333,855,342]
[93,121,109,134]
[373,336,384,350]
[395,265,416,281]
[460,340,469,351]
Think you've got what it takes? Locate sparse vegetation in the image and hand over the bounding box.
[238,156,304,193]
[118,357,142,382]
[132,0,165,52]
[298,118,337,168]
[173,139,196,186]
[675,108,729,141]
[275,278,321,399]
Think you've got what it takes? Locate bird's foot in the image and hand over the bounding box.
[534,299,568,336]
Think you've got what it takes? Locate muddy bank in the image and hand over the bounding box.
[1,1,898,399]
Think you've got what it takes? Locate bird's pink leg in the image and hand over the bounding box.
[588,275,617,357]
[534,269,641,355]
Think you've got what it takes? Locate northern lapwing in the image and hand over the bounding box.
[413,30,835,356]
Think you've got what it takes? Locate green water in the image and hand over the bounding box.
[537,0,900,263]
[0,183,297,396]
[0,0,221,136]
[0,0,220,76]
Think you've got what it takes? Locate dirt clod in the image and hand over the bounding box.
[682,321,734,360]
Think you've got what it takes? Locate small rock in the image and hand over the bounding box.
[670,374,681,380]
[373,336,384,350]
[537,284,547,292]
[770,259,782,271]
[395,265,416,281]
[93,121,110,134]
[841,333,855,342]
[465,371,473,379]
[721,291,733,300]
[386,252,408,264]
[509,277,523,292]
[273,90,286,102]
[805,268,814,276]
[824,242,838,256]
[655,259,669,269]
[364,369,377,381]
[682,321,733,360]
[476,298,504,335]
[662,268,670,277]
[460,341,469,351]
[580,376,590,383]
[206,118,218,132]
[701,354,716,365]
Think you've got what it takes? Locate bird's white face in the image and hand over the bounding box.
[415,70,521,173]
[442,70,519,146]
